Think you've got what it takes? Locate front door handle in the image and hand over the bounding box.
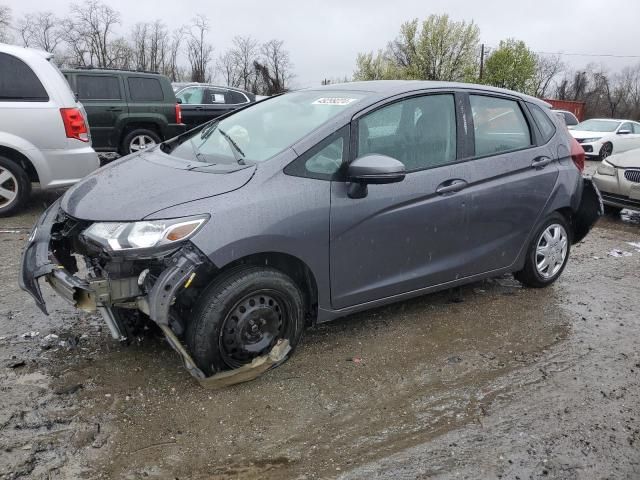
[436,179,468,195]
[531,156,553,169]
[106,107,123,112]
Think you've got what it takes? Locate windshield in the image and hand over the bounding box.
[573,119,621,132]
[170,90,365,164]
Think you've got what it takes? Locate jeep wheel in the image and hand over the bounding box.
[121,129,161,155]
[186,267,306,376]
[0,156,31,217]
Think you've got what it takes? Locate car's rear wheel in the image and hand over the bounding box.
[185,267,305,376]
[0,156,31,217]
[121,129,161,155]
[515,213,571,288]
[599,142,613,160]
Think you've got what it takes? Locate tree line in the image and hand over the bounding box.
[0,1,294,96]
[353,14,640,120]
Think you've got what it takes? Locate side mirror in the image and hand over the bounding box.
[176,98,183,104]
[347,154,405,199]
[618,129,631,135]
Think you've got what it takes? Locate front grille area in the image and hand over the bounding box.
[624,169,640,183]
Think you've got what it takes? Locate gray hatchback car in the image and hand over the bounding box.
[20,81,602,379]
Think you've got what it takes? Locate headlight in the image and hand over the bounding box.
[580,137,602,143]
[596,160,615,176]
[82,215,209,252]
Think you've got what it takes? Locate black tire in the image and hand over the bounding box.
[603,204,623,216]
[0,155,31,217]
[514,213,571,288]
[599,142,613,161]
[185,267,306,376]
[120,128,161,156]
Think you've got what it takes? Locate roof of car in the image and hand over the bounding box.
[0,42,53,61]
[307,80,549,106]
[585,118,634,123]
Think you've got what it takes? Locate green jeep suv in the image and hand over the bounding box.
[63,68,185,155]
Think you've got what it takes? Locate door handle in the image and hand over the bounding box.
[436,179,468,195]
[531,156,553,169]
[106,107,123,112]
[195,106,205,110]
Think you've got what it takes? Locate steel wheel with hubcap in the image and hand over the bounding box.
[186,267,306,375]
[535,224,568,279]
[515,212,571,288]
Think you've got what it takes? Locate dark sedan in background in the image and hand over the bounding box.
[174,83,257,129]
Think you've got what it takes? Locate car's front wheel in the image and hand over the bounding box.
[186,267,306,376]
[515,213,571,288]
[599,142,613,160]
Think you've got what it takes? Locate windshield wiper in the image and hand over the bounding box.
[218,128,246,165]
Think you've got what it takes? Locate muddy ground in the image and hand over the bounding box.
[1,161,639,479]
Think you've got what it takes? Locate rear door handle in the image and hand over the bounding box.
[106,107,123,112]
[531,156,553,169]
[436,179,468,195]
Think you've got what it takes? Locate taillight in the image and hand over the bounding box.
[60,108,89,142]
[175,103,182,124]
[570,136,585,172]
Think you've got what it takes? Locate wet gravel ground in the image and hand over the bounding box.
[1,161,639,479]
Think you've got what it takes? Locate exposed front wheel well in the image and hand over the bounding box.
[210,253,319,325]
[0,146,39,183]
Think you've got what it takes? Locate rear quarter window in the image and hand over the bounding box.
[528,103,557,143]
[0,52,49,102]
[128,77,164,102]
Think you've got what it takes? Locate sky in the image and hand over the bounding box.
[5,0,640,88]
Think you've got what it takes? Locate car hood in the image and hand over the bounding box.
[571,130,611,140]
[606,149,640,168]
[61,150,256,221]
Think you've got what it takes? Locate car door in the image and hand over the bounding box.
[75,74,125,149]
[175,86,208,129]
[203,87,236,119]
[456,95,560,278]
[616,122,636,153]
[330,92,470,309]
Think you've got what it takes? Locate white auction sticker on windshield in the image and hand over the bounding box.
[312,97,358,106]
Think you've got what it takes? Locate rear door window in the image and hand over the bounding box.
[227,90,249,104]
[77,75,121,101]
[528,103,556,143]
[205,88,229,104]
[127,77,164,102]
[470,95,532,156]
[0,53,49,102]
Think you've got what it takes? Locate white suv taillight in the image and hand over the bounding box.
[60,108,89,142]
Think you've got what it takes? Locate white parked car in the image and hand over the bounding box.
[592,148,640,214]
[0,43,99,216]
[570,118,640,160]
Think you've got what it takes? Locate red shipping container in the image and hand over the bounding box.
[543,99,586,121]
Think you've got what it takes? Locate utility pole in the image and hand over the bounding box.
[479,44,485,81]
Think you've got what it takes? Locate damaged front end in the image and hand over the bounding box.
[19,199,213,379]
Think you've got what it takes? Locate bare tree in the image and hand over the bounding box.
[217,50,241,87]
[0,5,12,43]
[65,0,122,67]
[186,15,213,82]
[231,36,259,91]
[16,12,63,53]
[164,27,185,81]
[257,39,294,94]
[531,54,564,98]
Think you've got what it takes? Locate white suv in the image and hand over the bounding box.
[0,43,99,216]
